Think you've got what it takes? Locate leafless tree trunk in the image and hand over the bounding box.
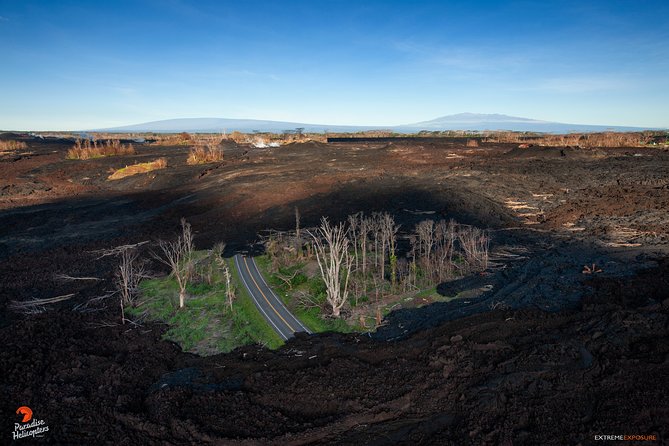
[416,219,435,281]
[372,213,381,270]
[446,220,456,269]
[397,257,409,292]
[91,242,149,324]
[458,226,490,271]
[294,207,301,258]
[373,275,382,327]
[380,231,386,282]
[359,215,370,275]
[434,219,456,281]
[222,263,235,311]
[115,246,148,324]
[308,217,354,318]
[264,232,280,267]
[409,234,418,288]
[295,207,300,239]
[154,218,194,308]
[347,213,360,271]
[379,213,399,286]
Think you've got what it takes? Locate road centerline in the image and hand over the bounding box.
[242,256,297,333]
[234,255,289,340]
[246,259,312,334]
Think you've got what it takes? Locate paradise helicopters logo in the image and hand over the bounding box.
[13,406,49,440]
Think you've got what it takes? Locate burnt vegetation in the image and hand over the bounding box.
[261,211,490,329]
[67,138,135,159]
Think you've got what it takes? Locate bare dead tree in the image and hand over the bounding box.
[409,218,491,286]
[198,242,226,285]
[308,217,354,318]
[116,246,148,323]
[372,274,382,327]
[446,220,457,267]
[434,219,456,281]
[416,220,435,280]
[379,213,399,286]
[262,230,296,268]
[409,234,419,288]
[350,273,362,306]
[274,270,299,289]
[264,231,280,266]
[397,256,409,292]
[347,213,360,271]
[222,262,235,311]
[55,274,101,282]
[371,213,382,270]
[458,226,490,271]
[359,215,371,275]
[9,294,75,314]
[294,207,302,257]
[90,242,151,323]
[294,206,301,238]
[90,240,149,259]
[295,290,322,311]
[153,218,194,309]
[379,214,388,281]
[208,242,235,310]
[212,242,226,264]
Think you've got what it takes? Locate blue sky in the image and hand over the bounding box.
[1,0,667,130]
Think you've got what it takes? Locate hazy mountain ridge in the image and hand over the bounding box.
[95,118,371,134]
[407,113,548,126]
[94,114,658,134]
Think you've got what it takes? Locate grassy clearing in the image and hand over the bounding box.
[126,253,282,355]
[132,278,228,353]
[108,158,167,180]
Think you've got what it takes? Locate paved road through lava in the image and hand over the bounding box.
[234,254,311,340]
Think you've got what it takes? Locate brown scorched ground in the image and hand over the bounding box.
[1,134,668,445]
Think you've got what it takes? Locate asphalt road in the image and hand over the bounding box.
[234,254,311,340]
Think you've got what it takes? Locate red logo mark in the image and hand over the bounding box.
[16,406,33,423]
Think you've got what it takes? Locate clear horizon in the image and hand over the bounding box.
[1,0,668,131]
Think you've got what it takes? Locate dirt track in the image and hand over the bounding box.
[1,135,668,444]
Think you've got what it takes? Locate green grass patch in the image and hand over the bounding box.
[255,254,272,270]
[292,305,353,333]
[412,287,439,300]
[130,277,234,354]
[127,253,283,355]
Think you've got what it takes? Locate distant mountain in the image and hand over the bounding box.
[93,118,376,134]
[408,113,545,125]
[94,114,658,134]
[402,113,650,133]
